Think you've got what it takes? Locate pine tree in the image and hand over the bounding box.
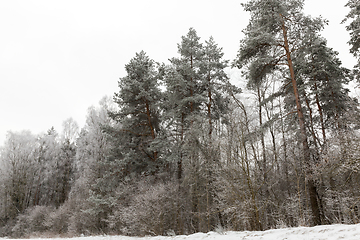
[200,36,231,231]
[343,0,360,80]
[163,28,206,233]
[163,28,205,182]
[293,36,355,145]
[110,51,163,176]
[234,0,326,226]
[202,36,231,138]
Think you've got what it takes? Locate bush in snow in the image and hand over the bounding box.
[108,176,179,236]
[11,205,54,237]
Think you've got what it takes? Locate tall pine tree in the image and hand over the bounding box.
[234,0,326,226]
[110,51,163,176]
[163,28,205,181]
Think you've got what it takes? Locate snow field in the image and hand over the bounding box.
[5,223,360,240]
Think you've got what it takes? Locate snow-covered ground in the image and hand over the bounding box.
[4,224,360,240]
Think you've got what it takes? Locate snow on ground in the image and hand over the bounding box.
[4,223,360,240]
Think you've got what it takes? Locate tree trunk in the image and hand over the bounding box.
[145,99,158,162]
[257,86,267,184]
[312,73,327,146]
[281,15,321,226]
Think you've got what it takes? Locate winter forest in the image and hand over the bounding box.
[2,0,360,237]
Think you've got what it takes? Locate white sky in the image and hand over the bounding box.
[0,0,356,146]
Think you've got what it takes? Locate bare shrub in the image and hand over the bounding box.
[44,204,70,234]
[12,205,54,237]
[108,177,178,236]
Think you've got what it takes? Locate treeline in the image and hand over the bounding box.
[2,0,360,237]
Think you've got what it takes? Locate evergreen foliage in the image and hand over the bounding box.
[344,0,360,63]
[110,51,163,176]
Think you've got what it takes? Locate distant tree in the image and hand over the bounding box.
[73,96,118,233]
[62,117,79,144]
[34,127,61,207]
[0,131,38,219]
[57,139,76,206]
[76,96,116,181]
[35,125,76,208]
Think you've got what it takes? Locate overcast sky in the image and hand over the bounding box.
[0,0,356,145]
